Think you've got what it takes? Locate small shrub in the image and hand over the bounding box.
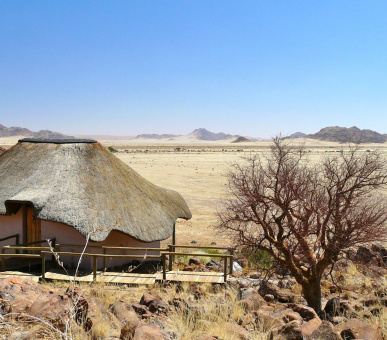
[108,146,118,153]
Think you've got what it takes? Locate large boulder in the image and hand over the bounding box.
[308,321,342,340]
[237,288,266,310]
[132,324,169,340]
[324,296,340,317]
[301,317,322,337]
[112,301,140,338]
[288,304,320,321]
[258,281,295,303]
[335,318,384,340]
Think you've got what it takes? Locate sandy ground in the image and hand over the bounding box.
[113,141,387,248]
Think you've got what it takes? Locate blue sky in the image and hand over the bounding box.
[1,1,386,137]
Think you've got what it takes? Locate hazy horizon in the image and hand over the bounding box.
[1,1,387,138]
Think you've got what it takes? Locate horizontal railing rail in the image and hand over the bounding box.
[167,244,235,274]
[160,252,233,282]
[40,251,162,281]
[0,233,19,244]
[0,253,42,270]
[0,243,235,283]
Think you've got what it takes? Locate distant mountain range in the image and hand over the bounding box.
[135,133,181,139]
[1,123,386,144]
[135,128,239,141]
[288,126,387,144]
[0,124,74,139]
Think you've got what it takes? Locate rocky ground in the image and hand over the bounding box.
[0,244,386,339]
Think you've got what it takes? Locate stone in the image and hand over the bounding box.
[189,256,202,265]
[324,296,340,317]
[301,317,322,337]
[140,293,156,306]
[264,294,275,302]
[288,303,320,321]
[335,318,384,340]
[224,322,250,340]
[258,281,294,303]
[309,321,342,340]
[282,310,303,323]
[237,287,266,309]
[133,324,169,340]
[274,320,303,340]
[112,302,139,338]
[194,333,219,340]
[253,309,285,328]
[132,303,149,315]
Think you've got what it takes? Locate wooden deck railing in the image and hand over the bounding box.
[1,243,235,283]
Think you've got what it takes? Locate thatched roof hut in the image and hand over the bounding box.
[0,139,192,242]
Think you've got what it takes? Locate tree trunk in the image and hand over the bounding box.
[301,277,322,313]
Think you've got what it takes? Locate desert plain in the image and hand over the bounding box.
[89,138,387,248]
[2,136,387,248]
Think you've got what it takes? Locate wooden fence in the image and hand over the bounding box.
[0,243,235,283]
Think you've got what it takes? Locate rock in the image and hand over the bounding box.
[309,321,342,340]
[189,256,202,265]
[332,316,347,325]
[273,320,303,340]
[288,304,320,321]
[132,303,150,315]
[282,310,303,323]
[324,296,340,317]
[233,261,243,271]
[335,318,384,340]
[249,272,260,279]
[133,324,169,340]
[224,322,250,340]
[87,301,122,338]
[140,293,156,306]
[259,281,294,303]
[253,309,285,328]
[139,293,168,314]
[148,298,169,314]
[301,317,322,337]
[194,333,219,340]
[264,294,275,302]
[112,302,139,338]
[206,260,220,269]
[237,287,266,309]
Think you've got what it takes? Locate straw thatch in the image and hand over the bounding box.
[0,139,192,242]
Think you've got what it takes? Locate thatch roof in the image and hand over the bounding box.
[0,139,192,242]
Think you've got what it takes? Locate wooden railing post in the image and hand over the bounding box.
[168,245,173,271]
[229,248,234,275]
[1,248,5,270]
[41,253,46,280]
[223,256,227,283]
[162,253,166,281]
[103,248,107,271]
[93,255,97,282]
[15,234,20,254]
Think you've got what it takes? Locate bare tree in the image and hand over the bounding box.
[218,137,387,312]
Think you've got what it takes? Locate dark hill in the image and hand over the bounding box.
[288,132,307,138]
[307,126,386,144]
[231,136,251,143]
[0,124,73,139]
[187,128,236,141]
